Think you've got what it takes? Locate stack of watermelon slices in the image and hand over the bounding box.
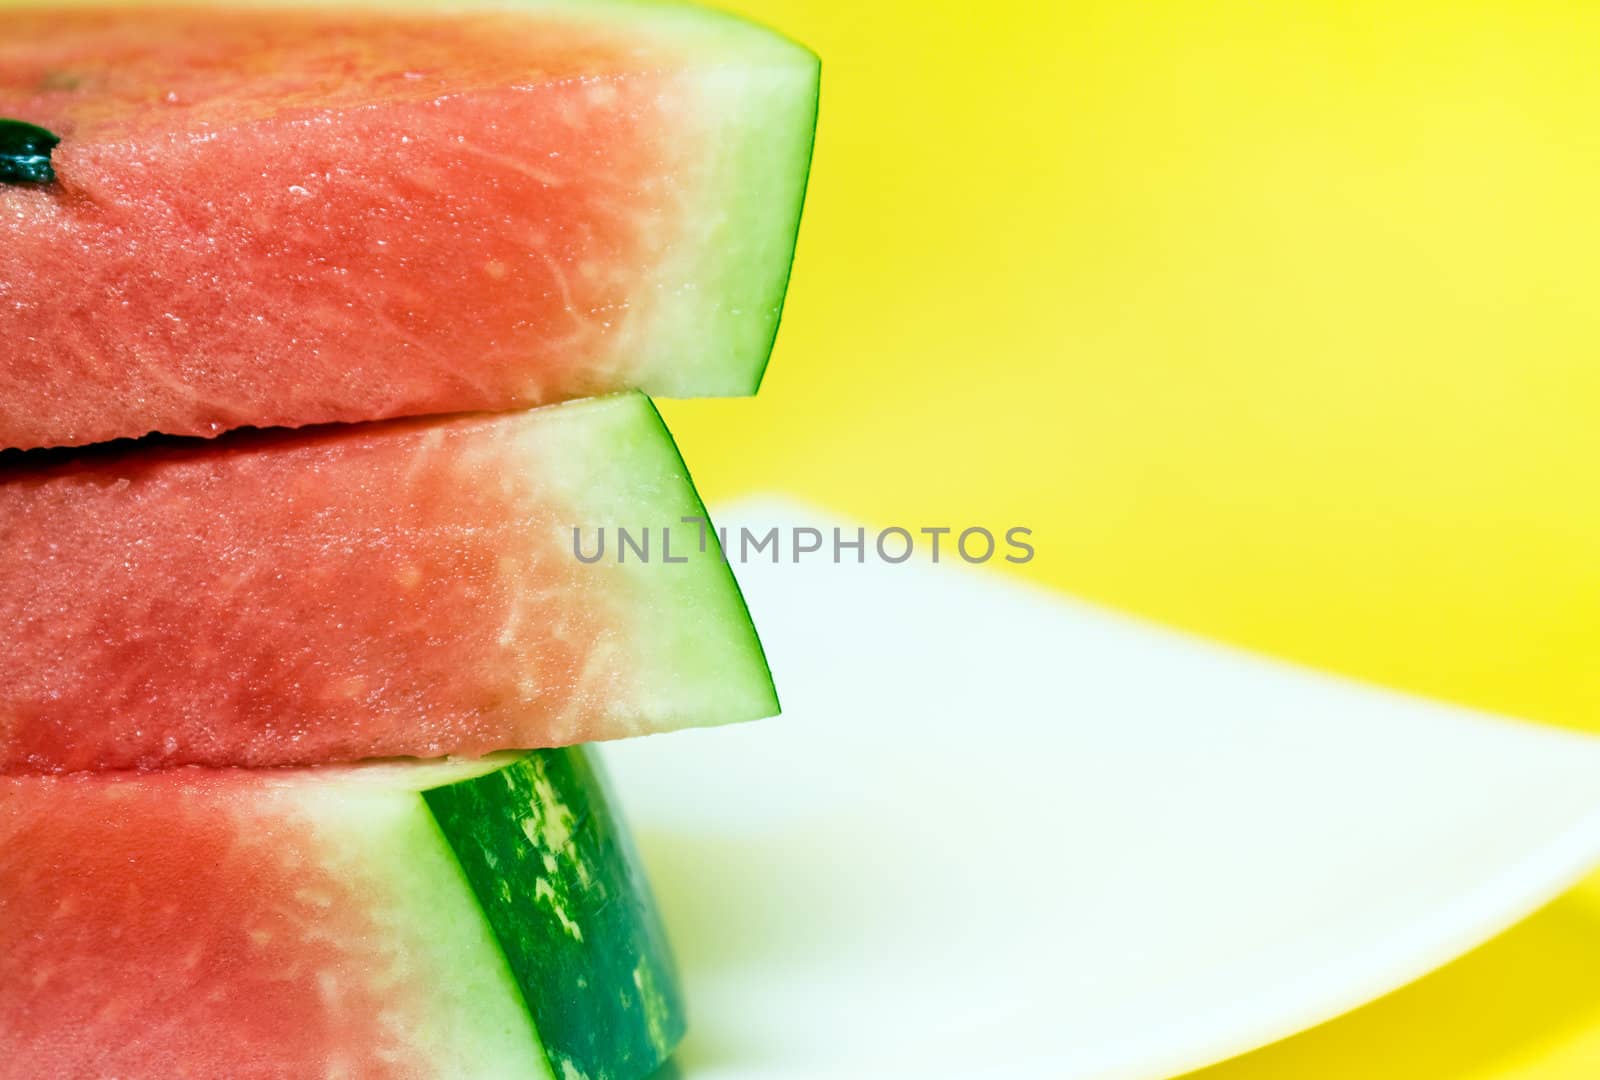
[0,4,816,1078]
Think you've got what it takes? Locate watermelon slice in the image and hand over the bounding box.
[0,392,776,772]
[0,747,684,1080]
[0,1,818,449]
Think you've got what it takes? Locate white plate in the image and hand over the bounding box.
[603,499,1600,1080]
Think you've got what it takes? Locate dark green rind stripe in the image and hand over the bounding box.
[424,749,685,1080]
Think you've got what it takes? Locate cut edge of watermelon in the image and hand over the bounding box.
[514,392,781,736]
[264,752,523,791]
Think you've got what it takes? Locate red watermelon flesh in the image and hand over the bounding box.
[0,393,775,772]
[2,772,412,1075]
[0,3,818,449]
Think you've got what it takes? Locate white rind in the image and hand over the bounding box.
[503,393,780,737]
[287,782,555,1077]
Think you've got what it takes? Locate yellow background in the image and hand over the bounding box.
[661,0,1600,1075]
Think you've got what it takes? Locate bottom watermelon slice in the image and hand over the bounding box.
[0,748,682,1080]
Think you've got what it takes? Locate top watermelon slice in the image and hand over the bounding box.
[0,1,818,450]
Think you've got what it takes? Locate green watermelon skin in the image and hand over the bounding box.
[0,0,817,450]
[425,748,686,1080]
[0,749,683,1079]
[0,392,776,772]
